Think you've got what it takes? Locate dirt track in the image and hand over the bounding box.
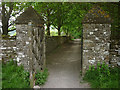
[41,40,90,88]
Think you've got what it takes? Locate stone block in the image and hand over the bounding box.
[83,23,111,73]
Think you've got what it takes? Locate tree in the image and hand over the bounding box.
[60,2,92,38]
[2,2,13,35]
[34,2,55,36]
[34,2,92,37]
[2,2,30,35]
[51,2,72,36]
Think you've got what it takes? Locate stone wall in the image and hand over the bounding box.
[15,7,46,72]
[16,24,70,71]
[110,37,120,66]
[16,23,46,71]
[82,24,111,73]
[1,36,16,62]
[46,36,70,54]
[0,35,70,62]
[0,34,2,61]
[16,24,30,70]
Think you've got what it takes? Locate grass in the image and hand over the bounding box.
[83,62,120,88]
[2,60,49,88]
[2,60,30,88]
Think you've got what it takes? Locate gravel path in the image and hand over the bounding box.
[41,40,90,88]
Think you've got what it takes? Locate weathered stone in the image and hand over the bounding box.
[15,7,45,72]
[82,6,112,24]
[82,5,112,75]
[33,85,40,89]
[110,38,120,66]
[1,36,16,62]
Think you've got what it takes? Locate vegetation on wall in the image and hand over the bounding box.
[96,2,119,38]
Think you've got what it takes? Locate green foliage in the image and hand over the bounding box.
[50,31,58,36]
[2,2,33,35]
[3,2,119,37]
[2,60,30,88]
[71,39,75,41]
[2,60,49,88]
[34,2,93,37]
[99,2,119,38]
[35,69,49,86]
[83,62,119,88]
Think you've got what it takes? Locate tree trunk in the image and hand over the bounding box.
[2,20,9,35]
[46,9,51,36]
[46,23,50,36]
[57,25,61,36]
[2,2,13,35]
[2,3,8,35]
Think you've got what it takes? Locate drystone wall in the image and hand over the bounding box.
[1,36,16,62]
[46,36,70,54]
[0,34,1,61]
[0,35,70,63]
[82,24,111,73]
[16,24,31,70]
[16,24,46,71]
[110,37,120,66]
[15,6,46,72]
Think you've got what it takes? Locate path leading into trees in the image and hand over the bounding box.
[41,39,90,88]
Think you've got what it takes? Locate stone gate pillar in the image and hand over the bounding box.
[15,7,45,72]
[82,6,112,75]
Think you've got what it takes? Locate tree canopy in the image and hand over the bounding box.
[2,2,119,38]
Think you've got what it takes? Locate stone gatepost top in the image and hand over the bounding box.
[82,5,112,24]
[15,6,44,26]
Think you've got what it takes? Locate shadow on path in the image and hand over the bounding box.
[42,39,90,88]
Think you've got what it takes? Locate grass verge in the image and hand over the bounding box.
[2,60,49,88]
[83,62,120,88]
[2,60,30,88]
[35,68,49,86]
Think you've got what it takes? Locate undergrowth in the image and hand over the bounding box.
[35,68,49,86]
[83,62,120,88]
[2,60,49,88]
[2,60,30,88]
